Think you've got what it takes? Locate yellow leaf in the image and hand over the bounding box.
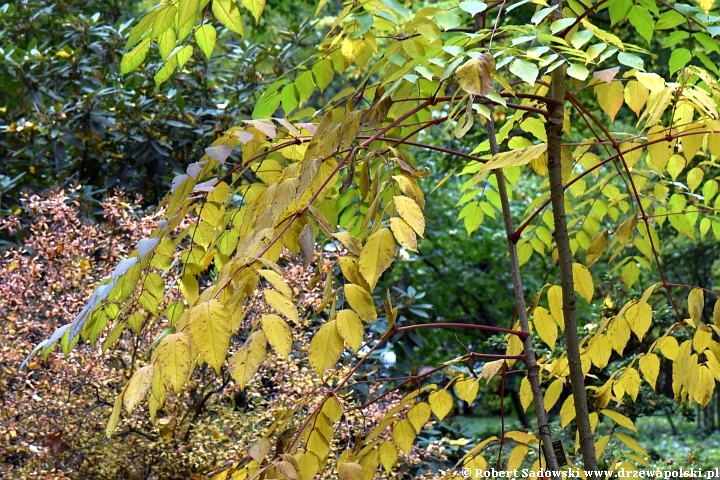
[345,283,377,322]
[697,0,715,14]
[607,317,631,355]
[389,217,418,252]
[504,430,538,444]
[635,71,666,93]
[658,335,679,360]
[394,196,425,238]
[123,365,154,414]
[621,367,641,401]
[261,314,293,359]
[547,286,564,331]
[615,432,647,455]
[455,377,479,403]
[589,335,612,369]
[229,331,267,389]
[308,320,344,375]
[338,462,363,480]
[358,228,395,290]
[464,454,487,475]
[560,394,575,429]
[543,378,564,411]
[336,309,364,352]
[594,81,624,121]
[480,360,504,383]
[480,143,547,173]
[154,332,194,393]
[520,377,533,411]
[714,299,720,326]
[241,0,265,24]
[106,391,124,438]
[624,81,649,117]
[572,263,594,303]
[407,402,432,432]
[259,269,293,298]
[595,435,611,458]
[506,444,528,472]
[688,288,705,323]
[339,256,371,290]
[639,353,660,389]
[694,328,712,353]
[456,53,496,97]
[429,389,454,420]
[186,299,232,373]
[333,232,362,256]
[625,301,653,341]
[322,395,343,422]
[392,419,416,453]
[341,37,365,64]
[601,408,637,432]
[534,307,558,349]
[379,441,398,473]
[392,175,425,210]
[297,452,319,480]
[694,365,715,406]
[264,289,299,324]
[586,230,608,268]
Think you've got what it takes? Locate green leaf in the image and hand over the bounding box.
[213,0,244,35]
[312,58,334,92]
[242,0,266,24]
[669,48,692,75]
[567,63,589,80]
[458,1,487,15]
[608,0,632,26]
[121,39,152,74]
[381,0,411,20]
[177,0,201,30]
[628,5,654,43]
[152,4,177,38]
[194,24,217,59]
[617,52,644,70]
[509,58,539,85]
[158,29,177,60]
[177,45,193,69]
[154,58,176,86]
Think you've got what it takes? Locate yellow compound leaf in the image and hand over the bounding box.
[534,307,558,349]
[543,378,564,411]
[594,81,624,121]
[480,143,548,173]
[359,228,395,291]
[394,196,425,238]
[264,288,299,324]
[429,389,454,420]
[389,217,418,252]
[187,299,232,373]
[560,394,575,429]
[455,377,480,404]
[260,314,293,359]
[154,332,194,393]
[229,331,267,389]
[507,444,528,472]
[694,365,715,407]
[601,408,638,432]
[547,286,564,331]
[308,320,344,375]
[622,367,641,401]
[688,288,705,324]
[520,377,533,411]
[123,365,154,414]
[338,462,363,480]
[336,309,364,352]
[379,441,398,473]
[456,53,496,97]
[572,262,594,303]
[345,283,377,322]
[639,353,660,389]
[625,301,653,341]
[623,80,649,117]
[407,402,432,433]
[392,419,416,454]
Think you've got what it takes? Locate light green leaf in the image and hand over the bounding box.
[194,24,217,59]
[213,0,244,35]
[617,52,644,70]
[242,0,266,24]
[121,39,151,75]
[669,48,691,75]
[509,58,539,85]
[567,63,589,81]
